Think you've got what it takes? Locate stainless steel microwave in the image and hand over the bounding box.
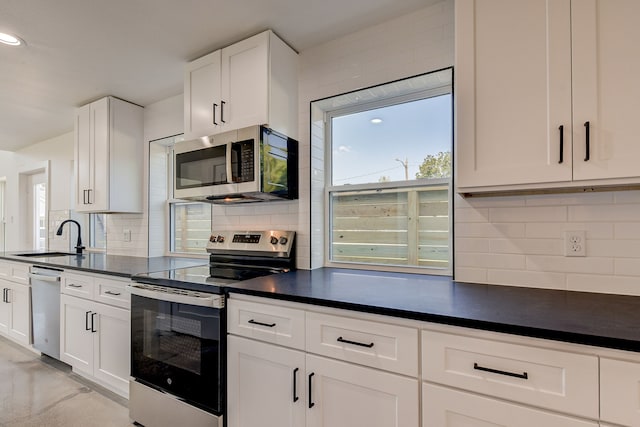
[173,125,298,203]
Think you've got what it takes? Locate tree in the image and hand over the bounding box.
[415,151,451,179]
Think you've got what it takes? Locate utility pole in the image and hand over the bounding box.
[396,157,409,180]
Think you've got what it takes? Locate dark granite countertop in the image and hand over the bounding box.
[11,250,640,353]
[0,252,208,278]
[137,266,640,353]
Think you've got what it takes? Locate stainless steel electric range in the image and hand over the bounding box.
[128,230,295,427]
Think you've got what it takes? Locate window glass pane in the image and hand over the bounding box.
[171,202,212,254]
[330,185,449,269]
[331,95,451,186]
[89,213,106,249]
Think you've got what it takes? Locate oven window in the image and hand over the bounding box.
[143,308,204,375]
[131,295,222,414]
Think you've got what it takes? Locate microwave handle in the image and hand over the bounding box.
[226,142,233,184]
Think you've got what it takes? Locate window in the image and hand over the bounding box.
[149,134,212,256]
[170,202,212,254]
[89,213,106,249]
[318,68,453,274]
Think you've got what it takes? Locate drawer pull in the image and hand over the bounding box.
[248,319,276,328]
[337,336,375,348]
[104,290,121,296]
[68,284,83,288]
[473,363,528,380]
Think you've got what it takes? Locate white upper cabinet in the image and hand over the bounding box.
[571,0,640,181]
[184,30,298,140]
[75,96,144,213]
[456,0,640,193]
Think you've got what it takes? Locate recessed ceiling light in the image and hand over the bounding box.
[370,118,383,124]
[0,32,24,46]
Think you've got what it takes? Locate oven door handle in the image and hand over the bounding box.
[128,284,224,308]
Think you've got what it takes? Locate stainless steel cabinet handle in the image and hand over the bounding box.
[85,311,91,331]
[91,312,97,333]
[68,284,83,288]
[104,290,121,296]
[29,273,60,282]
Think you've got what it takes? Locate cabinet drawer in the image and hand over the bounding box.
[227,298,305,350]
[422,330,598,419]
[61,273,94,299]
[600,357,640,426]
[94,278,130,309]
[422,383,597,427]
[306,311,418,376]
[0,262,30,285]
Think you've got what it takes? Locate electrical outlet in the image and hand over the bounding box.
[123,229,131,242]
[564,230,586,257]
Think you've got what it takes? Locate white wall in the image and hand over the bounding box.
[0,132,74,251]
[304,1,455,268]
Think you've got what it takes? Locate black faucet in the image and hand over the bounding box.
[56,219,85,255]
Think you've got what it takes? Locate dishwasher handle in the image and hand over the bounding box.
[29,272,61,282]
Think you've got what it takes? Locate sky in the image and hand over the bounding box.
[331,94,452,185]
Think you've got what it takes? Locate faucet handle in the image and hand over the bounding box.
[75,245,86,255]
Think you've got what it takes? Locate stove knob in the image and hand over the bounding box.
[216,235,225,243]
[209,235,216,243]
[270,236,279,245]
[279,236,288,245]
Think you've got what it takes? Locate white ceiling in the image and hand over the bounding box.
[0,0,438,151]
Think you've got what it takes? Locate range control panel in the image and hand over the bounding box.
[206,230,295,255]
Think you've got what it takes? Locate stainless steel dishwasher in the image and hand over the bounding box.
[29,266,62,359]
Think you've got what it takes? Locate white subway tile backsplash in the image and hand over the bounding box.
[614,223,640,240]
[456,238,491,253]
[614,258,640,276]
[456,223,526,238]
[455,208,489,223]
[525,222,614,240]
[524,192,614,206]
[568,203,640,222]
[487,270,566,290]
[455,267,488,284]
[489,206,567,223]
[526,255,614,275]
[489,238,563,256]
[567,274,640,296]
[456,253,526,270]
[614,190,640,204]
[587,239,640,258]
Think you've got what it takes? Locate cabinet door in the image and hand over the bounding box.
[220,31,269,131]
[600,357,640,426]
[184,50,222,139]
[92,302,130,396]
[8,283,31,345]
[423,383,598,427]
[90,97,109,211]
[306,354,419,427]
[227,335,306,427]
[572,0,640,181]
[60,294,93,374]
[456,0,572,189]
[75,103,92,211]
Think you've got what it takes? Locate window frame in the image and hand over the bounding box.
[323,83,453,275]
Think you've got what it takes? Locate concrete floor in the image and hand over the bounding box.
[0,336,132,427]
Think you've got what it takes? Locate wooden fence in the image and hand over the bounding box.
[330,184,450,269]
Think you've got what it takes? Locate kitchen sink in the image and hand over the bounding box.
[14,252,79,258]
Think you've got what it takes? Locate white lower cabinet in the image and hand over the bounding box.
[600,357,640,427]
[0,278,31,346]
[227,295,420,427]
[305,354,418,427]
[59,272,130,398]
[227,335,305,427]
[422,383,598,427]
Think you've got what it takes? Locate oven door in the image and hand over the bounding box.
[130,286,224,415]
